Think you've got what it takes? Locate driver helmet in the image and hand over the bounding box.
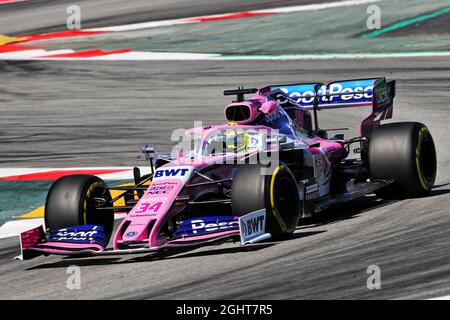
[224,129,249,153]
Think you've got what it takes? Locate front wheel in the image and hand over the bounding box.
[369,122,437,198]
[231,163,300,237]
[45,174,114,240]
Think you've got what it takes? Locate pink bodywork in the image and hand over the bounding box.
[17,82,393,258]
[113,123,278,249]
[114,178,185,249]
[224,96,266,124]
[17,225,104,258]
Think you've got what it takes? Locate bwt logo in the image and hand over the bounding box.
[154,168,190,178]
[241,215,264,236]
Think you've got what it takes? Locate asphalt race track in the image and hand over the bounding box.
[0,0,450,299]
[0,0,336,35]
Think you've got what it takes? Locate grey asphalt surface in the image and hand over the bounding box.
[0,0,339,36]
[1,58,450,300]
[1,0,450,300]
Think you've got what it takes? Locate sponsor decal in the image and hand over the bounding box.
[173,216,239,238]
[52,226,99,241]
[147,182,176,195]
[314,154,330,178]
[313,155,323,177]
[312,154,331,196]
[152,166,193,184]
[248,133,264,149]
[373,80,392,110]
[305,179,320,201]
[129,213,156,218]
[48,225,107,247]
[306,183,319,194]
[190,219,237,234]
[154,168,189,178]
[239,209,271,244]
[264,108,282,123]
[273,79,375,108]
[126,231,137,237]
[375,85,389,104]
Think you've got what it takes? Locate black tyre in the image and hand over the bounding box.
[231,163,300,237]
[369,122,437,198]
[45,174,114,240]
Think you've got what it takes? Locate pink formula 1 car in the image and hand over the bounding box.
[17,78,437,260]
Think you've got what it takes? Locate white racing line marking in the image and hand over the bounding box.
[0,218,44,240]
[214,52,450,60]
[3,51,450,61]
[428,295,450,300]
[257,0,382,13]
[0,49,74,59]
[32,52,222,61]
[0,167,140,180]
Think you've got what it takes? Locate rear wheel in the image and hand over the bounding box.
[369,122,437,198]
[231,163,300,237]
[45,174,114,240]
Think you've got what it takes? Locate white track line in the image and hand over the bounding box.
[214,52,450,60]
[99,167,153,180]
[259,0,382,13]
[0,167,154,180]
[88,19,197,33]
[36,51,222,61]
[0,167,130,179]
[0,168,49,177]
[4,50,450,61]
[0,50,221,60]
[83,51,221,60]
[0,49,74,59]
[0,218,44,240]
[428,295,450,300]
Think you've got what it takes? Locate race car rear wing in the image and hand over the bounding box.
[267,78,395,136]
[269,78,395,111]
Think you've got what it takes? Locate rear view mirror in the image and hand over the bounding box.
[141,144,155,154]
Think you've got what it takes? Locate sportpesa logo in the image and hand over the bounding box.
[190,219,239,234]
[173,216,239,238]
[274,81,375,105]
[53,229,98,241]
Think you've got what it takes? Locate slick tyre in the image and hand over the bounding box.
[231,163,300,238]
[369,122,437,198]
[45,174,114,240]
